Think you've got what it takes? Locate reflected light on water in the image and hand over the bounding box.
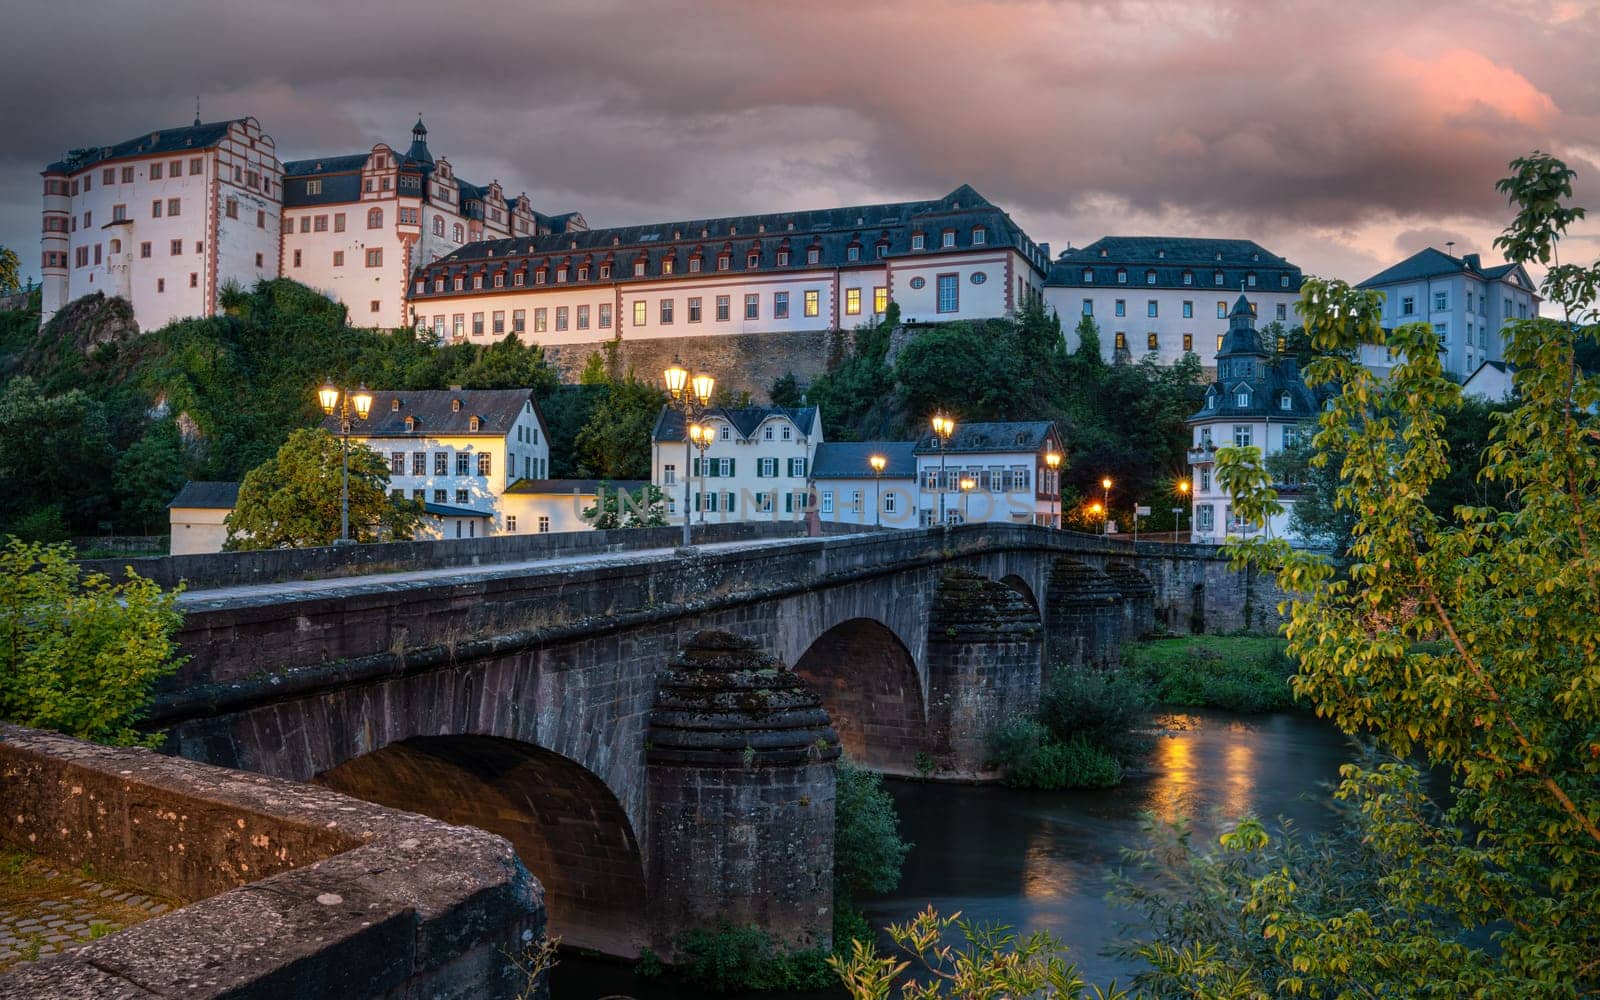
[1145,714,1196,823]
[1021,826,1070,900]
[1223,739,1256,818]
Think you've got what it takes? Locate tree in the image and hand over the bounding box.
[1202,152,1600,995]
[116,419,188,534]
[0,376,115,533]
[0,245,20,296]
[769,371,804,408]
[1266,435,1354,550]
[225,427,422,548]
[0,539,185,747]
[1072,313,1105,368]
[582,482,667,529]
[573,374,666,480]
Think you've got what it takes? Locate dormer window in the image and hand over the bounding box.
[1214,271,1224,286]
[1205,389,1216,410]
[941,230,955,248]
[1082,269,1093,283]
[1280,274,1290,288]
[453,276,464,292]
[435,278,444,293]
[633,260,646,277]
[847,245,860,262]
[747,252,760,268]
[876,241,889,259]
[972,226,986,245]
[777,250,790,266]
[473,275,483,290]
[391,399,401,412]
[1156,249,1166,259]
[1182,270,1193,285]
[405,416,416,431]
[1145,269,1157,285]
[717,254,731,271]
[1246,272,1257,288]
[535,269,546,285]
[1116,269,1127,284]
[807,248,821,265]
[1099,248,1108,258]
[1279,392,1292,411]
[452,398,461,412]
[911,233,926,250]
[469,416,480,431]
[600,264,611,279]
[1236,388,1251,407]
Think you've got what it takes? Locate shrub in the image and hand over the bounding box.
[9,505,70,543]
[1037,664,1153,761]
[834,761,911,903]
[987,718,1123,789]
[1125,636,1296,713]
[673,923,835,992]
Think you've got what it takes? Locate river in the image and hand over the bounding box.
[555,709,1352,998]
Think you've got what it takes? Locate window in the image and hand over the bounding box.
[156,278,165,292]
[874,287,889,314]
[663,464,677,485]
[941,230,955,249]
[1279,392,1293,411]
[455,453,470,476]
[1183,333,1193,352]
[972,227,986,245]
[788,457,808,477]
[453,223,464,243]
[430,452,447,477]
[716,295,731,322]
[1236,388,1251,406]
[538,516,550,533]
[1115,299,1126,317]
[449,314,463,338]
[687,297,702,323]
[1433,290,1448,311]
[172,239,185,256]
[747,252,760,268]
[477,454,491,477]
[534,308,547,333]
[716,253,732,271]
[599,303,612,329]
[1197,505,1214,531]
[190,272,198,288]
[472,312,485,335]
[492,311,505,335]
[911,233,925,250]
[1147,300,1158,318]
[1233,425,1252,447]
[821,492,834,515]
[658,299,672,324]
[1401,295,1416,316]
[409,451,426,476]
[1117,269,1127,284]
[845,287,861,315]
[774,291,789,319]
[1147,333,1159,351]
[847,245,860,262]
[512,309,526,333]
[139,241,151,258]
[807,248,821,265]
[936,274,958,314]
[633,260,646,277]
[1082,268,1094,283]
[1214,271,1224,286]
[745,294,759,320]
[365,248,382,267]
[1247,272,1257,287]
[1217,301,1227,319]
[167,198,181,217]
[631,300,646,327]
[576,304,589,329]
[804,290,820,317]
[1146,270,1157,285]
[1115,332,1127,350]
[332,251,344,267]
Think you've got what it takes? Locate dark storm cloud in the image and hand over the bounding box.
[2,0,1597,285]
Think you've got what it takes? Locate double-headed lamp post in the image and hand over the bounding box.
[688,422,713,526]
[1100,475,1113,536]
[931,413,955,526]
[869,453,887,528]
[1044,450,1062,529]
[663,358,715,547]
[317,381,374,546]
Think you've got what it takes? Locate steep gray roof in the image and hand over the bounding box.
[652,405,819,443]
[46,120,245,174]
[1357,248,1536,292]
[324,388,541,438]
[412,185,1049,296]
[1190,296,1322,423]
[1048,236,1302,293]
[168,481,240,510]
[913,421,1059,456]
[423,501,489,518]
[811,441,917,479]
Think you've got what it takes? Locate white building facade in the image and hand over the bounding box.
[407,186,1050,349]
[502,478,651,534]
[1045,237,1303,366]
[1186,296,1320,544]
[650,405,821,525]
[326,388,549,534]
[1354,248,1540,380]
[913,421,1063,527]
[39,117,283,330]
[809,441,918,528]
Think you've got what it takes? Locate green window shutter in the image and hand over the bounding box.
[692,457,701,477]
[726,492,736,512]
[727,458,735,477]
[694,492,701,511]
[784,492,792,513]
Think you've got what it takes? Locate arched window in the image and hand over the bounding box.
[367,207,383,229]
[452,223,464,243]
[1279,392,1293,411]
[432,217,444,236]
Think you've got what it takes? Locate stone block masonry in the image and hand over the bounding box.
[0,726,543,1000]
[542,328,839,401]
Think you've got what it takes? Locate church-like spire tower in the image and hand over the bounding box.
[407,114,433,165]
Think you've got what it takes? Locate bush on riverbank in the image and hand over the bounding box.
[1125,635,1295,712]
[987,666,1152,789]
[988,718,1123,789]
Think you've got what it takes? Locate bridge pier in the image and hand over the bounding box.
[1103,562,1157,643]
[645,631,841,957]
[924,571,1043,777]
[1044,558,1124,672]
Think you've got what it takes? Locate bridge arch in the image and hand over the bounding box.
[999,573,1041,619]
[314,734,647,957]
[792,617,926,771]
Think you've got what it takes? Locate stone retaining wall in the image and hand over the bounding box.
[0,726,543,1000]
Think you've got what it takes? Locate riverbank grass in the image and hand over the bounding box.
[1126,635,1296,712]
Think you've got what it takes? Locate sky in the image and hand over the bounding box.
[3,0,1598,297]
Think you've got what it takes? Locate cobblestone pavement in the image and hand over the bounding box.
[0,856,174,971]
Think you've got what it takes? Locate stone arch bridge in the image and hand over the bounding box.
[149,524,1284,960]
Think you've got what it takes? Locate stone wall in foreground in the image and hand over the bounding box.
[0,726,543,1000]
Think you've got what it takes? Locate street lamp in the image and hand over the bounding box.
[689,421,713,526]
[959,475,976,525]
[869,453,887,528]
[930,413,955,526]
[663,356,715,546]
[1175,479,1191,541]
[1100,475,1112,537]
[1044,450,1062,529]
[318,380,373,545]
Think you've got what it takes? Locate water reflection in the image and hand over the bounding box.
[557,710,1349,997]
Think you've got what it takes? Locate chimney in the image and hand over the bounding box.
[1463,253,1481,271]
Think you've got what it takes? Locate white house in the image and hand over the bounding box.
[326,387,549,534]
[1461,359,1516,403]
[167,481,241,555]
[406,185,1051,349]
[913,421,1063,527]
[502,478,651,534]
[1045,237,1303,366]
[1354,248,1539,380]
[809,441,918,528]
[650,405,821,524]
[40,117,283,331]
[1186,295,1321,543]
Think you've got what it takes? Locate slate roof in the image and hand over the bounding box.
[46,120,244,174]
[652,405,820,443]
[168,481,240,510]
[323,388,540,438]
[505,478,649,494]
[1190,296,1323,423]
[423,501,490,518]
[1356,248,1535,292]
[412,185,1049,296]
[810,441,917,480]
[912,421,1059,456]
[1048,236,1302,293]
